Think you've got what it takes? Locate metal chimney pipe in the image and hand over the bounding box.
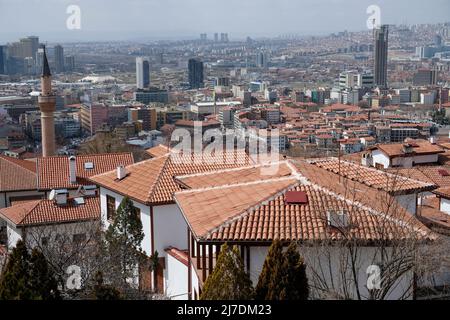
[69,156,77,184]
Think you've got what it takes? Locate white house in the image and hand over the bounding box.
[89,147,253,296]
[173,160,435,300]
[369,140,444,169]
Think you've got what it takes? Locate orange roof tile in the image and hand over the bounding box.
[145,144,171,158]
[0,196,100,226]
[0,155,37,192]
[36,153,134,190]
[176,162,293,189]
[371,141,444,158]
[90,150,254,205]
[175,175,432,242]
[308,158,436,194]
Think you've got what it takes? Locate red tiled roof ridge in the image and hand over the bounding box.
[89,153,168,180]
[0,200,41,225]
[308,157,436,190]
[200,179,300,239]
[175,160,290,181]
[0,155,36,174]
[148,155,173,202]
[305,179,434,240]
[175,175,297,195]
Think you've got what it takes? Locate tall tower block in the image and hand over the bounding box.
[38,46,56,157]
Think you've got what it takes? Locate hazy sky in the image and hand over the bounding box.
[0,0,449,42]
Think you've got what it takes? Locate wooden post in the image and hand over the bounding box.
[202,244,207,281]
[208,244,213,276]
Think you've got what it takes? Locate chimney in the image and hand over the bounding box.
[69,156,77,184]
[402,143,414,154]
[117,165,127,180]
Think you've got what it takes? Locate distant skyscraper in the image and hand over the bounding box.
[136,57,150,89]
[214,33,219,42]
[200,33,207,42]
[35,46,45,74]
[373,25,389,88]
[0,45,5,74]
[256,51,268,68]
[188,58,204,89]
[220,33,229,43]
[65,55,75,72]
[54,44,64,73]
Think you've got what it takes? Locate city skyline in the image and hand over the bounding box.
[0,0,449,42]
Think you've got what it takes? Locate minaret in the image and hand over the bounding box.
[38,46,56,157]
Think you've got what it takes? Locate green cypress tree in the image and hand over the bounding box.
[278,242,309,300]
[200,243,253,300]
[255,239,283,300]
[29,248,60,300]
[105,196,145,286]
[0,241,60,300]
[0,241,33,300]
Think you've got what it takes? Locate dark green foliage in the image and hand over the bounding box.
[255,239,283,300]
[256,241,309,300]
[277,242,309,300]
[104,196,145,285]
[0,241,59,300]
[29,248,60,300]
[200,243,253,300]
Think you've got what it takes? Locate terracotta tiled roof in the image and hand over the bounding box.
[0,155,37,192]
[0,196,100,227]
[433,187,450,199]
[307,158,436,194]
[371,142,444,158]
[393,166,450,189]
[165,247,189,267]
[145,144,171,158]
[36,153,134,190]
[176,162,293,189]
[90,150,254,206]
[175,174,432,242]
[175,178,298,239]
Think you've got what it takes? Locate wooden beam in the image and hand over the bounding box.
[202,244,207,281]
[196,241,201,269]
[208,244,213,276]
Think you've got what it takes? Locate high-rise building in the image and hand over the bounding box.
[0,45,5,74]
[413,69,438,86]
[374,25,389,88]
[64,55,75,72]
[200,33,207,42]
[220,33,229,43]
[256,51,268,68]
[136,57,150,89]
[54,44,64,73]
[188,58,204,89]
[35,46,44,74]
[38,46,56,157]
[214,33,219,42]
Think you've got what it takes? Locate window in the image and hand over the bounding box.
[106,195,116,221]
[73,233,86,243]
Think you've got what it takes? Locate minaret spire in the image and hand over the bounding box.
[42,45,51,77]
[38,45,56,157]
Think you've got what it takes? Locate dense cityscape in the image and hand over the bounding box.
[0,0,450,307]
